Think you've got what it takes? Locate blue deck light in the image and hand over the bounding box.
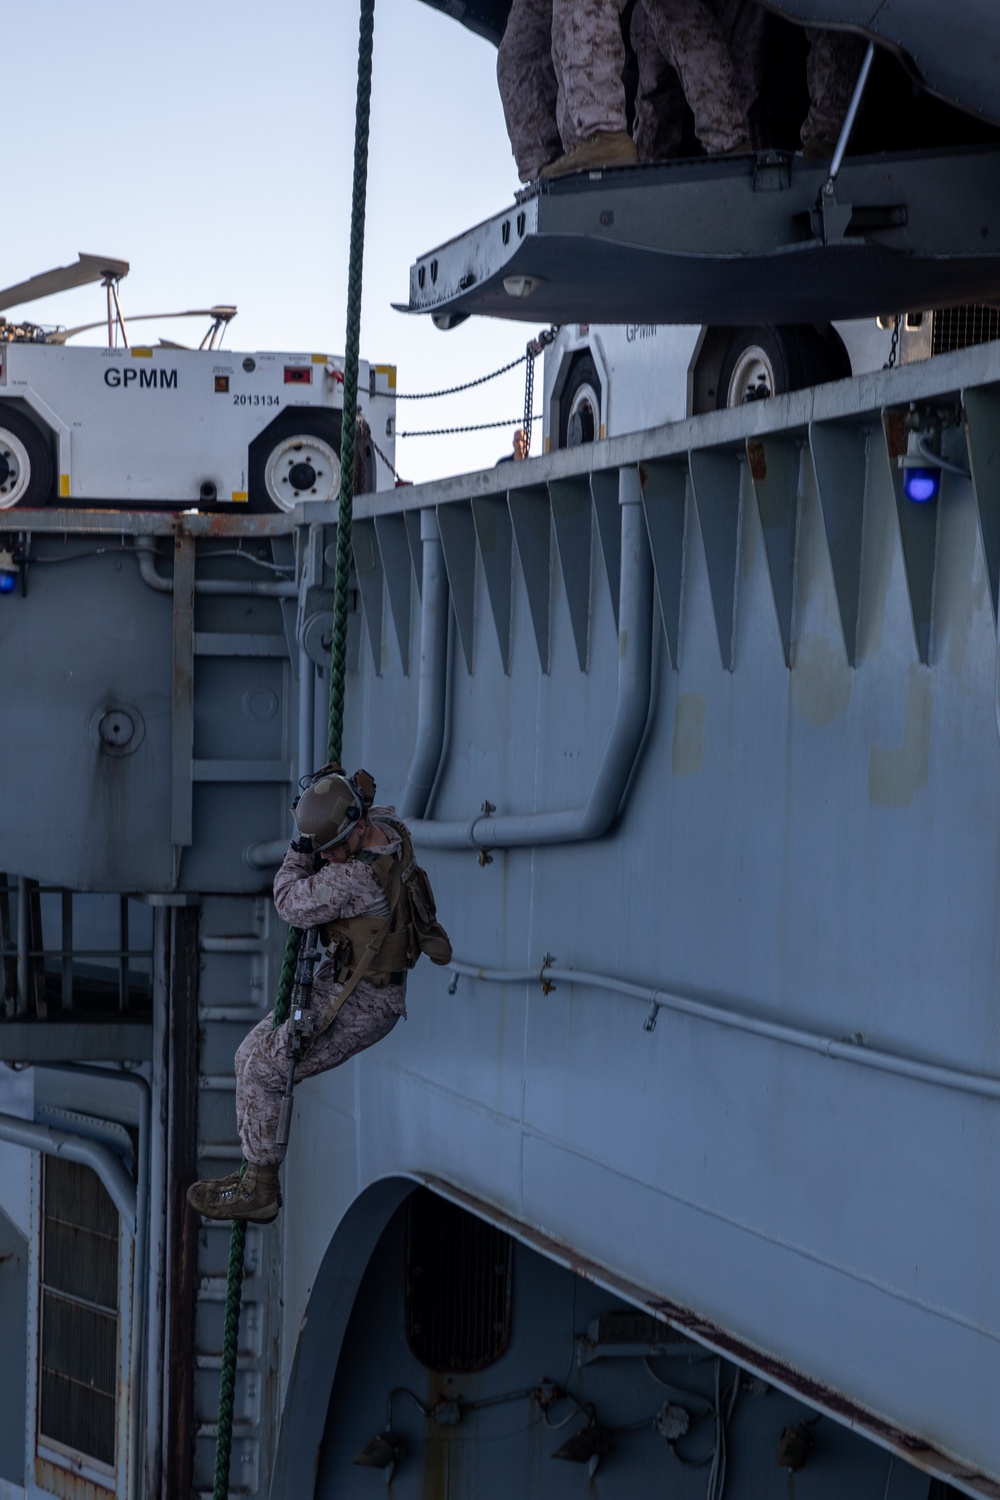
[0,572,16,594]
[902,466,940,503]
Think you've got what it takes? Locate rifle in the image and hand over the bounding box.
[275,926,322,1149]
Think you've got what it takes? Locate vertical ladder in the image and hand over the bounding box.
[192,895,281,1499]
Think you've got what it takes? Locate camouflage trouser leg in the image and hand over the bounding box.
[639,0,747,152]
[497,0,563,181]
[551,0,627,146]
[631,2,686,162]
[234,990,400,1166]
[802,27,867,149]
[713,0,767,142]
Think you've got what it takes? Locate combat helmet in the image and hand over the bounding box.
[293,771,364,852]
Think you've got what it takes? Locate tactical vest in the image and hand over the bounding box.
[317,816,452,1021]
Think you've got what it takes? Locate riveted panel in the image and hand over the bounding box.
[374,513,411,675]
[508,484,552,674]
[747,436,802,668]
[808,419,869,667]
[963,384,1000,629]
[548,476,593,672]
[590,468,621,629]
[437,502,478,675]
[640,459,688,669]
[882,408,939,664]
[688,448,743,672]
[471,494,513,674]
[352,519,384,677]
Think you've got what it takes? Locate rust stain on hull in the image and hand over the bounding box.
[35,1456,114,1500]
[747,440,767,482]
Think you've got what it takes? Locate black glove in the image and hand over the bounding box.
[290,835,314,855]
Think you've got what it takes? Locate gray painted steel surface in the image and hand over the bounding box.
[766,1,1000,126]
[277,341,1000,1499]
[5,343,1000,1496]
[399,147,1000,327]
[0,516,301,894]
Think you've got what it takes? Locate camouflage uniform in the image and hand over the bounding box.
[630,1,687,162]
[635,0,751,154]
[234,807,407,1167]
[629,0,761,160]
[497,0,628,181]
[801,27,867,152]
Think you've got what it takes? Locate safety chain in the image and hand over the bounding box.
[388,325,558,407]
[523,327,557,456]
[884,314,900,370]
[371,435,398,479]
[523,348,536,455]
[391,351,529,400]
[399,412,543,439]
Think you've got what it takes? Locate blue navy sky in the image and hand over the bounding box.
[6,0,532,481]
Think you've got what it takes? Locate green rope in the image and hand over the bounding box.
[212,1218,247,1499]
[329,0,376,766]
[212,4,376,1494]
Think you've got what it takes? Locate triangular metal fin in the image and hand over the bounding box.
[590,468,621,629]
[352,518,384,677]
[747,436,801,668]
[471,494,513,673]
[688,449,743,672]
[882,409,939,664]
[436,501,478,674]
[808,420,868,667]
[548,476,593,672]
[962,384,1000,629]
[404,509,423,599]
[508,483,552,674]
[640,459,688,669]
[374,513,411,675]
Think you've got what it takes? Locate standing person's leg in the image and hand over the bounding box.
[714,0,767,146]
[551,0,627,142]
[630,0,688,163]
[497,0,562,180]
[544,0,638,175]
[801,27,867,156]
[641,0,749,153]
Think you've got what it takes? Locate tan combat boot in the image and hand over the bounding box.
[541,131,639,179]
[186,1162,282,1223]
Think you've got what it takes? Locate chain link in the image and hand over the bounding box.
[523,326,557,456]
[399,413,544,439]
[391,351,529,400]
[524,348,536,456]
[884,314,900,370]
[371,436,398,478]
[388,325,559,405]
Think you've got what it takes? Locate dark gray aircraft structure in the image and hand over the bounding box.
[407,1,1000,326]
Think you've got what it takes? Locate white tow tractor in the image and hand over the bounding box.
[541,311,979,452]
[0,253,397,512]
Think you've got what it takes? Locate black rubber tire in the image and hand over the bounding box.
[716,325,836,410]
[0,404,54,509]
[247,408,343,514]
[557,353,602,449]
